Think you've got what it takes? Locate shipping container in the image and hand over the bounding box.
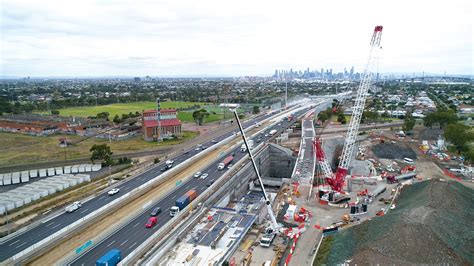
[92,164,102,171]
[71,165,79,173]
[55,167,64,175]
[171,189,198,216]
[78,164,86,173]
[47,168,56,176]
[15,188,40,201]
[0,174,3,186]
[0,200,15,212]
[21,171,30,182]
[11,172,20,184]
[3,173,12,185]
[29,169,38,178]
[64,166,72,174]
[39,169,47,177]
[85,164,92,172]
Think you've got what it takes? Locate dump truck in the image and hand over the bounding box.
[170,189,198,216]
[218,156,234,170]
[96,249,121,266]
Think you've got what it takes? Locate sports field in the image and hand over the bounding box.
[37,101,245,123]
[37,101,206,118]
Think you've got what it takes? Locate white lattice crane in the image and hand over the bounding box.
[314,25,383,193]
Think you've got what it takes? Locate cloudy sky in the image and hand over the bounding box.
[0,0,472,77]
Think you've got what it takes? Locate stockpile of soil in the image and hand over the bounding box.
[372,143,417,160]
[317,180,474,265]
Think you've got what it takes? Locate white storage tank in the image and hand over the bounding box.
[29,169,38,178]
[78,164,86,173]
[71,165,79,173]
[92,164,102,171]
[21,171,30,183]
[11,172,21,184]
[64,166,72,174]
[39,169,47,177]
[55,167,64,175]
[47,168,56,177]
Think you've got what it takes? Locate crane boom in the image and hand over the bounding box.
[316,25,383,193]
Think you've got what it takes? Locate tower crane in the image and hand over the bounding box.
[314,25,383,193]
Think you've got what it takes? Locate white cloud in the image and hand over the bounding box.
[0,0,472,76]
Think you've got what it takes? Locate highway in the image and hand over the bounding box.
[70,107,316,265]
[0,109,285,262]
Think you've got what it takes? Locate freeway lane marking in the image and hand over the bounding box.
[99,195,106,200]
[51,223,61,229]
[45,222,55,227]
[8,239,20,246]
[80,208,89,214]
[133,222,140,228]
[129,241,138,250]
[16,242,26,249]
[107,240,116,247]
[120,239,129,246]
[184,184,191,189]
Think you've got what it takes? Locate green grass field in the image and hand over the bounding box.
[37,101,207,118]
[0,131,198,167]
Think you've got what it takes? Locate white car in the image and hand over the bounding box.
[201,173,209,179]
[108,188,120,196]
[194,171,202,178]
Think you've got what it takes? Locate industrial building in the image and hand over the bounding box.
[142,109,182,141]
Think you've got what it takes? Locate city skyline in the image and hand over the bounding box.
[1,0,472,77]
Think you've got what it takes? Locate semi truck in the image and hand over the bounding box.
[240,139,254,152]
[96,249,121,266]
[170,189,198,216]
[65,201,82,213]
[218,156,234,170]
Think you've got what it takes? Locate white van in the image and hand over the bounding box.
[404,158,414,164]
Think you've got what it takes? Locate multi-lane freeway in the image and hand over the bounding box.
[70,106,314,265]
[0,103,317,263]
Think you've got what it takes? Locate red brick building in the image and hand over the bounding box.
[142,109,182,141]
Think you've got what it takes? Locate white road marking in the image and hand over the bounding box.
[80,209,89,214]
[107,240,116,247]
[45,222,55,227]
[16,242,26,248]
[129,242,138,249]
[133,222,140,228]
[120,239,129,246]
[184,184,191,189]
[9,239,20,246]
[99,196,106,200]
[51,223,61,229]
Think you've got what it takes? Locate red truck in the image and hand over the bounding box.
[218,156,234,170]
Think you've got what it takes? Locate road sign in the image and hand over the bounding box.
[175,180,182,186]
[75,240,93,254]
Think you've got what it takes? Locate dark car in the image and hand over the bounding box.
[160,166,168,172]
[207,179,215,187]
[150,207,161,216]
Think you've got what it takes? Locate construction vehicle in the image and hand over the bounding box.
[401,165,416,173]
[314,25,384,195]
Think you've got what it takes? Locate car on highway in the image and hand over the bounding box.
[108,188,120,196]
[183,150,189,154]
[201,173,208,179]
[160,166,169,172]
[193,171,202,178]
[264,134,269,137]
[256,138,262,143]
[150,207,162,216]
[227,163,233,169]
[201,146,207,150]
[145,217,157,228]
[206,179,215,187]
[211,139,218,143]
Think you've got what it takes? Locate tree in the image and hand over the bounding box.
[51,110,60,115]
[362,110,378,123]
[402,113,416,132]
[90,144,113,165]
[96,111,110,120]
[252,106,260,114]
[423,109,458,129]
[444,123,474,154]
[192,109,210,125]
[318,112,329,123]
[337,113,347,124]
[113,114,122,123]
